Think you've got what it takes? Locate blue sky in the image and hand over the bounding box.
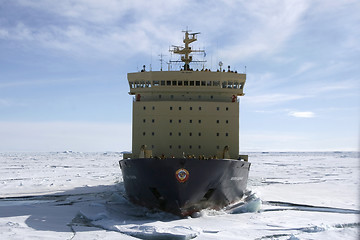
[0,0,359,152]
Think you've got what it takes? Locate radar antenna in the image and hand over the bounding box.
[169,30,206,70]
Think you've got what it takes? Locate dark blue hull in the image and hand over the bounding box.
[119,158,250,217]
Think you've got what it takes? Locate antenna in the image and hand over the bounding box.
[169,30,206,70]
[159,53,166,71]
[219,61,223,71]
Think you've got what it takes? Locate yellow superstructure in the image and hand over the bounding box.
[126,31,246,160]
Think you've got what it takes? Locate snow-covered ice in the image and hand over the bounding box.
[0,152,359,239]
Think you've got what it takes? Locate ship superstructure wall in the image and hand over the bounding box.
[132,100,239,159]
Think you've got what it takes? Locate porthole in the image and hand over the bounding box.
[143,132,146,136]
[170,132,172,136]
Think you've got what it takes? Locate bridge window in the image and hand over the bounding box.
[178,81,183,86]
[196,81,200,86]
[213,81,220,86]
[172,80,177,86]
[201,81,206,86]
[207,81,212,86]
[184,81,189,86]
[153,81,159,86]
[190,81,194,86]
[167,81,171,85]
[161,80,165,86]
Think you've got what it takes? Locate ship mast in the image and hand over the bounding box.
[170,30,205,70]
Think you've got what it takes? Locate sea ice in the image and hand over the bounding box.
[0,152,358,239]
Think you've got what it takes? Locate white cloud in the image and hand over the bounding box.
[1,0,313,62]
[244,93,306,105]
[218,0,310,61]
[288,111,315,118]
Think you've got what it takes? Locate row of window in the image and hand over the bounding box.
[142,132,230,137]
[142,106,230,111]
[144,145,225,150]
[130,80,243,89]
[159,95,215,100]
[142,119,230,124]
